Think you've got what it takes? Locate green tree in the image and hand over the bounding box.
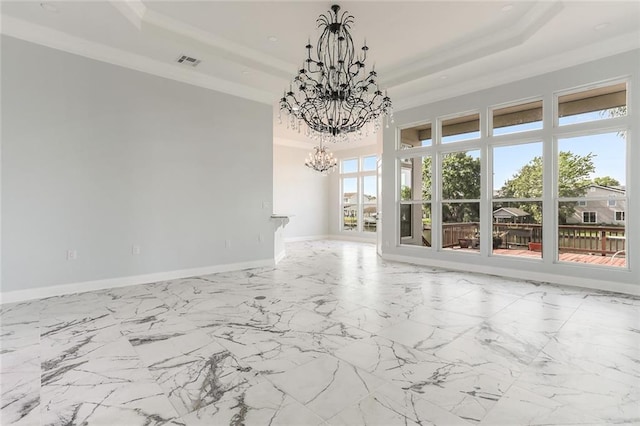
[500,151,595,224]
[422,153,480,222]
[592,176,620,187]
[400,185,412,200]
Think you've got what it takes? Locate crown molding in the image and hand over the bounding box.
[381,1,563,88]
[0,14,275,105]
[394,31,640,112]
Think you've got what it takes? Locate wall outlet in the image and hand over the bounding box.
[66,249,78,261]
[258,234,264,243]
[132,245,141,255]
[225,239,231,248]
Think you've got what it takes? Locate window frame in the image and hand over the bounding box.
[339,155,378,234]
[582,211,597,223]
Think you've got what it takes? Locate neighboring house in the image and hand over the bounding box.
[567,184,626,225]
[493,207,531,224]
[343,193,377,219]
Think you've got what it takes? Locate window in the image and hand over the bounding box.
[362,155,377,171]
[441,150,481,250]
[394,78,630,270]
[441,113,480,144]
[558,82,626,126]
[557,130,626,267]
[492,142,543,258]
[340,156,377,233]
[400,123,432,149]
[342,158,358,173]
[399,154,432,247]
[492,100,543,136]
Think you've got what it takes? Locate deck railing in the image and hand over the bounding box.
[436,222,625,255]
[558,225,625,255]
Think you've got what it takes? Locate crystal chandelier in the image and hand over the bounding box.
[305,142,337,175]
[279,4,393,144]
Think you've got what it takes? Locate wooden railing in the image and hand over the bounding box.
[558,225,625,256]
[436,222,625,255]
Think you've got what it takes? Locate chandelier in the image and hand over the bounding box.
[305,142,337,175]
[279,4,393,144]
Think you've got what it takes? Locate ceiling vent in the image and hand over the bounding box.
[176,55,201,67]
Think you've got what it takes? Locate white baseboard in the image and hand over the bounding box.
[0,258,275,305]
[284,235,330,243]
[327,234,377,244]
[381,253,640,296]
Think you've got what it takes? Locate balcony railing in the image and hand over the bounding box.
[435,222,625,256]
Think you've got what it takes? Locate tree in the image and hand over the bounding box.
[500,151,595,224]
[422,153,480,222]
[592,176,620,187]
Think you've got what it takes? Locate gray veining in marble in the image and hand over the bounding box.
[1,240,639,425]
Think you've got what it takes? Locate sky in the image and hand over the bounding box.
[342,155,377,197]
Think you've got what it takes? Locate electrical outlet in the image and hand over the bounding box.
[66,249,78,261]
[132,245,141,255]
[258,234,264,243]
[225,239,231,248]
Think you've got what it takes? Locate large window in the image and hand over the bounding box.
[492,141,543,258]
[395,80,629,270]
[556,126,627,267]
[441,150,481,251]
[398,152,431,247]
[340,155,378,233]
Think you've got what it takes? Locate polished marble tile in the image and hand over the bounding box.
[1,240,638,425]
[327,383,472,425]
[268,354,386,420]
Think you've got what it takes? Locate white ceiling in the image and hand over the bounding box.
[2,1,639,145]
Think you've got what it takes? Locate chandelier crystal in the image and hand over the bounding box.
[305,143,337,175]
[279,4,393,144]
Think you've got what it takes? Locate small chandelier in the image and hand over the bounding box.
[305,143,337,175]
[280,4,393,144]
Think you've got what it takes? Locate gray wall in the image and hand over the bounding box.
[273,143,329,239]
[1,36,274,293]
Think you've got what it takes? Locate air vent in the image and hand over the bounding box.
[176,54,201,67]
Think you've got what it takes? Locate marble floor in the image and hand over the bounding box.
[1,240,639,425]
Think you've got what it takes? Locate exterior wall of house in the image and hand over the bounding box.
[568,185,626,225]
[1,36,274,297]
